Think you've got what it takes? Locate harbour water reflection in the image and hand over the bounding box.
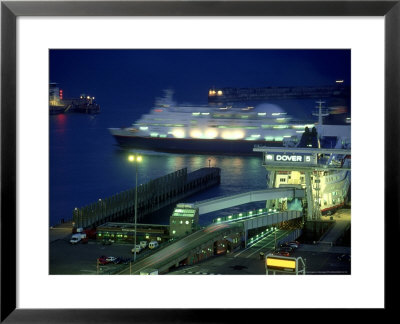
[50,110,268,226]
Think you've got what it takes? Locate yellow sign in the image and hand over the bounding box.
[266,255,296,272]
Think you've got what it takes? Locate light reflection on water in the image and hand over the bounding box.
[50,110,268,227]
[123,151,266,192]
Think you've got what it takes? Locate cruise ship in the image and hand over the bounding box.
[109,90,350,155]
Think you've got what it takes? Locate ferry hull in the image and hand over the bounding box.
[111,134,283,155]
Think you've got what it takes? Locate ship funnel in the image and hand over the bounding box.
[155,89,176,107]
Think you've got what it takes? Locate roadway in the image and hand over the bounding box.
[167,229,294,275]
[116,222,242,274]
[167,228,350,275]
[233,229,292,259]
[319,208,351,244]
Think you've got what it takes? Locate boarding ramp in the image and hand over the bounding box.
[194,188,305,215]
[214,209,303,245]
[241,210,302,245]
[235,210,302,230]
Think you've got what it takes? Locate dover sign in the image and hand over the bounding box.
[276,155,304,162]
[265,153,313,163]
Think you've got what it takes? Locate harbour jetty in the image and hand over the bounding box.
[72,167,220,229]
[49,82,100,114]
[208,85,349,103]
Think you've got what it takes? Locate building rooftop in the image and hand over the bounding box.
[171,207,197,218]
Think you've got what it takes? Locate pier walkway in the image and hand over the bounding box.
[72,167,220,229]
[194,188,305,215]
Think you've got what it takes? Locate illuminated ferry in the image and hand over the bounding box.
[109,90,349,155]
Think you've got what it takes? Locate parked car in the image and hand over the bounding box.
[140,241,148,249]
[70,236,81,244]
[279,246,293,252]
[70,233,87,244]
[98,256,108,265]
[273,251,290,257]
[132,245,142,254]
[106,256,117,263]
[148,241,159,249]
[281,241,299,249]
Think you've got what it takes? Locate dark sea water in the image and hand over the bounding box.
[49,98,348,227]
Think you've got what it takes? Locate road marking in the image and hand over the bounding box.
[117,223,253,274]
[133,225,232,273]
[247,231,289,258]
[233,247,252,258]
[80,270,97,274]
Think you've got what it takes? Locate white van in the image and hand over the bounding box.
[148,241,159,249]
[70,233,86,244]
[131,245,142,253]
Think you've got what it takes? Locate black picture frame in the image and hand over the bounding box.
[1,0,397,322]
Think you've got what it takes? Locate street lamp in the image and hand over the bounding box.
[128,154,142,262]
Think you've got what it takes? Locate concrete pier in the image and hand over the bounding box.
[72,167,220,229]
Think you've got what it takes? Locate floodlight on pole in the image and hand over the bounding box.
[128,154,142,263]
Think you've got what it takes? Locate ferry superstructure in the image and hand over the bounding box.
[109,90,349,155]
[254,123,351,218]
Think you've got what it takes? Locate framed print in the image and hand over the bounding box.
[1,0,398,322]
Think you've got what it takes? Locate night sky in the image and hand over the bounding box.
[49,49,350,109]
